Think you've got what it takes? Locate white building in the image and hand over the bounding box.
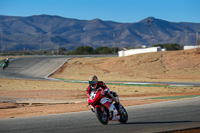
[118,47,166,57]
[184,45,200,50]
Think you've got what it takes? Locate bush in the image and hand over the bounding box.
[152,44,183,50]
[66,46,119,55]
[67,46,94,55]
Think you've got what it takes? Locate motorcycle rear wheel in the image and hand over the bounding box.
[95,107,108,125]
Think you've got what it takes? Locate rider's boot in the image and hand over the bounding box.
[113,95,120,105]
[108,103,120,121]
[91,106,95,113]
[110,91,120,104]
[110,92,122,110]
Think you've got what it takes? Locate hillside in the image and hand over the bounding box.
[52,49,200,82]
[0,15,200,51]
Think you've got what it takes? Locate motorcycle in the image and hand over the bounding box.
[2,63,7,70]
[88,87,128,125]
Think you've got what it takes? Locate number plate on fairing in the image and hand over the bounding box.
[90,90,96,100]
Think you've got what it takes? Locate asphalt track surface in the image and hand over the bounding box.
[0,56,69,80]
[0,96,200,133]
[0,55,115,80]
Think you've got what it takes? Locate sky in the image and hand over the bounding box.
[0,0,199,23]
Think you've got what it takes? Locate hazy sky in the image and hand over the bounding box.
[0,0,199,23]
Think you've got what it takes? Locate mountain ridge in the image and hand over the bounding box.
[0,14,199,51]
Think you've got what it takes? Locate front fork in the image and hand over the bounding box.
[94,105,108,119]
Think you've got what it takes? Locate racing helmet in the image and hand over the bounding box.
[89,75,98,89]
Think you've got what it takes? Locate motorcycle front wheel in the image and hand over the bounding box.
[95,107,108,125]
[2,63,6,70]
[118,105,128,124]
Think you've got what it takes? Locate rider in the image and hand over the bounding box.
[4,58,9,66]
[86,75,120,120]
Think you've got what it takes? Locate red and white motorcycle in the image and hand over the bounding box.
[88,87,128,125]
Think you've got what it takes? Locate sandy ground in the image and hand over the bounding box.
[1,49,200,132]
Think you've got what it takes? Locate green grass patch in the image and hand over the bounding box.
[55,78,170,87]
[148,95,200,99]
[55,78,200,87]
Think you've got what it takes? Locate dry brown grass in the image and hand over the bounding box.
[52,49,200,82]
[1,78,200,98]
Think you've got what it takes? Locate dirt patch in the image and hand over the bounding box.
[169,128,200,133]
[0,103,17,109]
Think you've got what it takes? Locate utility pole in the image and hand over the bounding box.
[183,26,188,46]
[83,28,86,46]
[0,30,3,53]
[196,30,200,53]
[84,32,85,46]
[147,17,154,46]
[196,30,200,45]
[106,31,108,46]
[113,32,116,54]
[57,43,59,55]
[40,33,42,51]
[0,30,2,53]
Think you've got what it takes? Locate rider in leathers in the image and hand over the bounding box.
[4,58,9,66]
[86,75,120,120]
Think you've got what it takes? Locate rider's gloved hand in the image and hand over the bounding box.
[88,99,94,105]
[100,91,108,96]
[104,91,108,96]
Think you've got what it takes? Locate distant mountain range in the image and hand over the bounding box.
[0,14,200,51]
